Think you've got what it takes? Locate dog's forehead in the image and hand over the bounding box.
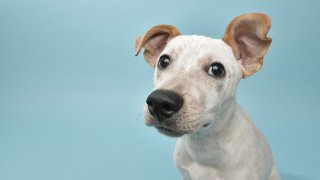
[163,35,234,66]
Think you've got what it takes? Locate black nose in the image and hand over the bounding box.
[146,90,183,121]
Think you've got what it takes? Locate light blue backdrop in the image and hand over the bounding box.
[1,0,319,179]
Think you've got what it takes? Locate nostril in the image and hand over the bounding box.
[146,99,153,107]
[160,102,177,118]
[162,103,171,111]
[146,90,183,120]
[146,99,155,113]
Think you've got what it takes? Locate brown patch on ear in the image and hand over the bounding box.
[223,13,272,78]
[135,25,180,68]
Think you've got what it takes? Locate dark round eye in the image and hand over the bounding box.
[158,55,171,69]
[208,63,225,77]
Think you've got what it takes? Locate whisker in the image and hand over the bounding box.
[135,112,144,121]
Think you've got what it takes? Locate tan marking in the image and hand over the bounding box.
[135,25,180,67]
[223,13,272,78]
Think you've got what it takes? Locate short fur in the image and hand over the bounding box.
[135,13,280,180]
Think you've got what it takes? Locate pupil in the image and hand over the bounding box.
[208,63,225,77]
[161,58,169,68]
[212,65,220,75]
[158,55,171,69]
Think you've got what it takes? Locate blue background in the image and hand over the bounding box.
[1,0,319,179]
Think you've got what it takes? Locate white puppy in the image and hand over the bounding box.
[135,13,280,180]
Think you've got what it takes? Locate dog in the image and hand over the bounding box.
[135,13,280,180]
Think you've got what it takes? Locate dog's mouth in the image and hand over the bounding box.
[155,126,184,137]
[202,122,210,128]
[156,122,210,137]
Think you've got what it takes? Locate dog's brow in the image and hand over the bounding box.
[166,44,184,59]
[198,53,216,65]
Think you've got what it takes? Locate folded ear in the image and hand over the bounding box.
[223,13,272,78]
[135,25,180,68]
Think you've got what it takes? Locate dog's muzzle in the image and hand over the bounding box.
[146,89,183,122]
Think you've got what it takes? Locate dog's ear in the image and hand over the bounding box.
[223,13,272,78]
[135,25,180,68]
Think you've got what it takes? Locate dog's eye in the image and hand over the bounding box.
[158,55,171,69]
[208,63,225,77]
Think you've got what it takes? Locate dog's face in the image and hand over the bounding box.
[145,37,242,137]
[135,14,272,137]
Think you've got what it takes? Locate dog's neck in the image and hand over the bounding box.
[190,97,239,139]
[181,97,250,166]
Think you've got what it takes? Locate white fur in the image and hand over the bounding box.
[144,35,280,180]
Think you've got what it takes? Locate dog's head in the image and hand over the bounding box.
[135,13,272,137]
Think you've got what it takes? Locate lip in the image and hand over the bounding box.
[155,126,184,137]
[202,122,210,128]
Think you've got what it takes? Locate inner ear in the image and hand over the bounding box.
[234,25,271,60]
[134,25,180,68]
[223,13,272,78]
[143,33,170,62]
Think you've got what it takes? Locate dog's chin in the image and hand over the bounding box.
[145,117,187,137]
[144,112,205,137]
[156,122,211,137]
[156,126,185,137]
